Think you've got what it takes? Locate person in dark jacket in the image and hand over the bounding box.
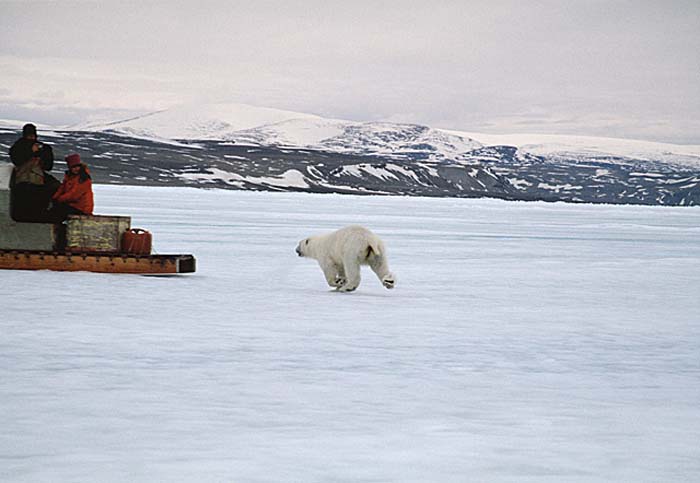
[9,123,59,221]
[48,153,94,222]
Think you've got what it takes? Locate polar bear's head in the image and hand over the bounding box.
[295,237,313,258]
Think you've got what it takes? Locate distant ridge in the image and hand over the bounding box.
[71,102,700,169]
[2,102,699,206]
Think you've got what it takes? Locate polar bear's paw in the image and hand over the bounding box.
[333,275,347,288]
[382,274,396,289]
[337,283,358,293]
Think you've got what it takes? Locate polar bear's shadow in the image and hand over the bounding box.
[323,286,392,298]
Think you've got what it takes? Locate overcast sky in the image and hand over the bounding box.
[1,0,699,143]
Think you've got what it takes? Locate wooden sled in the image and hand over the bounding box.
[0,164,196,274]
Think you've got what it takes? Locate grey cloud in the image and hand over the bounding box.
[1,0,698,143]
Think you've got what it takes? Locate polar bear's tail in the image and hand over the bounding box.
[366,238,383,258]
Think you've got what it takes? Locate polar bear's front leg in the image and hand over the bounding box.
[319,260,343,288]
[338,255,361,292]
[334,264,346,288]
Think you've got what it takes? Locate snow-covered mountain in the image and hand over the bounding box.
[73,102,700,168]
[2,102,700,205]
[70,102,485,163]
[68,103,327,140]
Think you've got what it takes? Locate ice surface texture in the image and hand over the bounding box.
[1,186,699,482]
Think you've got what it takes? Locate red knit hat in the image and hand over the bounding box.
[65,153,81,167]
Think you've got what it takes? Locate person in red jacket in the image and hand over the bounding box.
[48,153,94,221]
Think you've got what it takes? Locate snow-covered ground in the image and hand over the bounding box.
[2,187,699,482]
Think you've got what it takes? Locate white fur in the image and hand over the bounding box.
[296,225,396,292]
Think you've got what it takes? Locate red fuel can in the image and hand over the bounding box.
[121,228,152,255]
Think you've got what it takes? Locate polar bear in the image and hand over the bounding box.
[296,225,396,292]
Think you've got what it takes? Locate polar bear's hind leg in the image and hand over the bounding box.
[381,274,395,289]
[368,251,396,289]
